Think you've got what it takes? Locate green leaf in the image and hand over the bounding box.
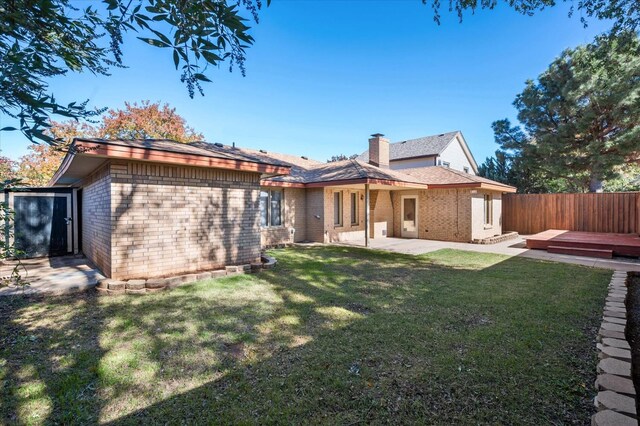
[150,29,172,46]
[201,50,222,63]
[137,37,170,48]
[173,49,180,69]
[193,73,212,82]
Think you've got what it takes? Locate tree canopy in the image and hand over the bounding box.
[422,0,639,36]
[1,0,267,145]
[14,101,203,186]
[327,154,358,163]
[0,156,17,183]
[479,33,640,193]
[100,101,204,141]
[2,0,638,148]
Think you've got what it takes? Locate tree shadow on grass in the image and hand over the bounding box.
[0,246,611,424]
[0,291,105,424]
[108,247,608,424]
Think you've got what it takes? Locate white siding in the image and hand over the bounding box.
[390,156,437,170]
[438,135,476,174]
[471,191,502,240]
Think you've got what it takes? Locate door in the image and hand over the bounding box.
[401,196,418,238]
[11,193,72,257]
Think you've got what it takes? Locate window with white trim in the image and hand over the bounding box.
[334,191,343,226]
[260,189,283,227]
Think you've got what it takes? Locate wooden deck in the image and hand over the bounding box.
[526,229,640,258]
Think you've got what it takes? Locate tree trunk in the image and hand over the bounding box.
[589,176,604,193]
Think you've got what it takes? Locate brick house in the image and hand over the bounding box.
[242,133,514,247]
[50,133,515,279]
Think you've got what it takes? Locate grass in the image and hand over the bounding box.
[0,247,610,424]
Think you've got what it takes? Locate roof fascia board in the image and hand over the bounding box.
[305,178,429,189]
[453,132,479,173]
[261,178,514,192]
[75,141,292,175]
[48,147,77,186]
[260,181,306,188]
[479,183,517,193]
[390,154,438,162]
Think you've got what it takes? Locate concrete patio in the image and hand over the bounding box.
[338,235,640,272]
[0,256,105,297]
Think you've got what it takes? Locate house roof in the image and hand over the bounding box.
[228,146,323,169]
[219,142,511,191]
[87,139,292,166]
[358,131,460,162]
[401,166,516,192]
[264,159,429,188]
[51,138,514,192]
[50,138,292,186]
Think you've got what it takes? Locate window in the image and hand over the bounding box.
[483,194,493,226]
[463,166,469,173]
[442,161,450,168]
[350,192,358,225]
[334,191,343,226]
[260,189,283,227]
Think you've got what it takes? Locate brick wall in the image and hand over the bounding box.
[371,190,394,238]
[260,187,307,246]
[422,189,472,242]
[81,163,112,276]
[305,188,325,242]
[392,189,472,242]
[108,160,262,279]
[324,188,366,243]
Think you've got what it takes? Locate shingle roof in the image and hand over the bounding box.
[228,147,323,184]
[76,138,290,168]
[358,131,460,162]
[227,143,510,189]
[74,138,513,190]
[401,166,516,190]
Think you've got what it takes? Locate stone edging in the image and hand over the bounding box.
[96,255,277,296]
[592,271,637,425]
[471,231,519,245]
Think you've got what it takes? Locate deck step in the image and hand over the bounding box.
[547,245,613,259]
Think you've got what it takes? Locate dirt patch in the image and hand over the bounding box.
[225,342,246,360]
[344,302,371,315]
[625,271,640,414]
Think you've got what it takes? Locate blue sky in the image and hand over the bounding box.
[0,0,611,163]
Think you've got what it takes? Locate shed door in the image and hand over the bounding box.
[12,194,72,257]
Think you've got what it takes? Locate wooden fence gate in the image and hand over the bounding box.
[502,192,640,235]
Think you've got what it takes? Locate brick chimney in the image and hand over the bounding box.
[368,133,389,168]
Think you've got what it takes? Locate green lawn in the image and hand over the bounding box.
[0,247,610,424]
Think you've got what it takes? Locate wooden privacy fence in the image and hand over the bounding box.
[502,192,640,235]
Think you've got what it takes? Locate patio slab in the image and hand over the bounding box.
[0,256,105,297]
[335,235,640,272]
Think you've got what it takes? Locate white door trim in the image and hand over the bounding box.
[400,195,419,238]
